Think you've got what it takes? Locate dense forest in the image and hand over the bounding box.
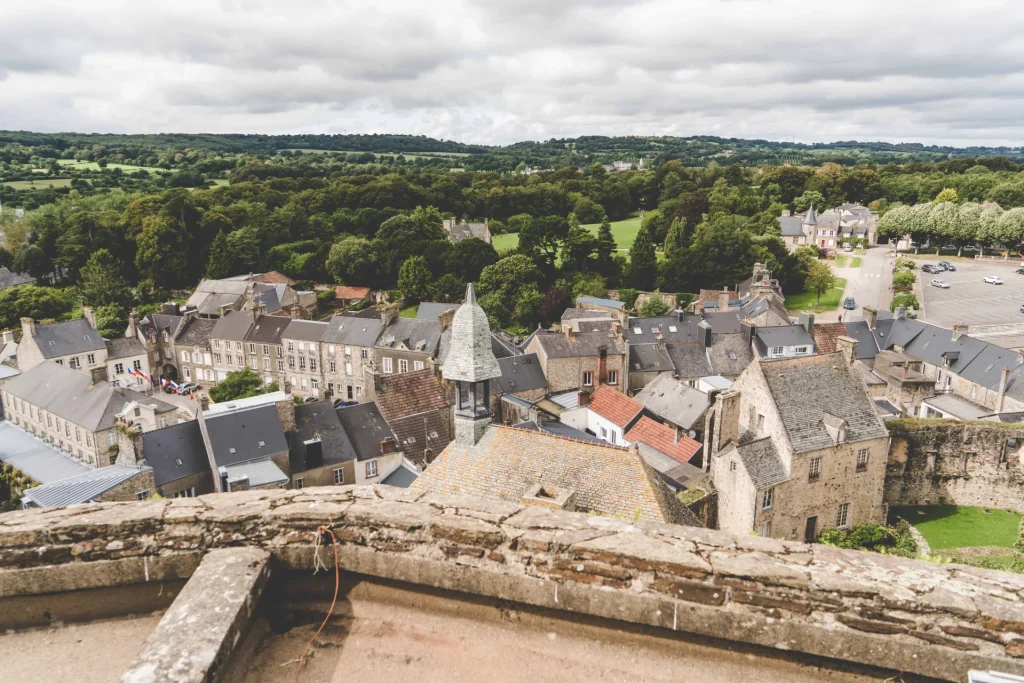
[5,131,1024,336]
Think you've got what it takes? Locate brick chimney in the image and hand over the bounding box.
[578,390,592,407]
[127,312,138,339]
[380,436,398,455]
[741,318,756,345]
[836,335,858,366]
[199,394,210,411]
[862,306,878,330]
[952,323,969,341]
[275,397,296,431]
[564,326,576,341]
[717,288,730,311]
[161,302,181,316]
[378,303,400,327]
[798,311,815,336]
[437,307,456,333]
[82,306,97,330]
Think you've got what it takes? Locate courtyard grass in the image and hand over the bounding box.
[399,304,419,318]
[784,277,847,312]
[851,257,862,267]
[890,505,1022,550]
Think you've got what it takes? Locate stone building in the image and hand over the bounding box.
[321,314,382,403]
[524,327,627,394]
[209,308,290,386]
[185,273,316,319]
[281,319,329,399]
[708,350,890,542]
[135,304,217,386]
[374,368,453,465]
[373,303,453,380]
[778,204,878,251]
[442,217,492,244]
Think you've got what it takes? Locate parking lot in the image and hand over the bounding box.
[918,259,1024,327]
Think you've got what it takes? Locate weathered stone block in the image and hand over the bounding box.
[649,578,725,605]
[573,531,710,579]
[345,499,438,531]
[709,551,809,589]
[429,515,503,549]
[909,630,979,651]
[836,614,908,635]
[731,590,812,615]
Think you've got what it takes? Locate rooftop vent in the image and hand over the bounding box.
[175,458,182,466]
[258,440,266,447]
[229,447,236,454]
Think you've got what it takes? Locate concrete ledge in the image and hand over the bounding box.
[121,548,271,683]
[2,486,1024,682]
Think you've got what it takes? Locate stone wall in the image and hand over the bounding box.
[885,419,1024,513]
[1,486,1024,680]
[96,470,156,503]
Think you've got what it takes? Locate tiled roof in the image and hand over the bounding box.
[812,322,848,354]
[758,353,889,454]
[375,369,450,420]
[625,416,702,465]
[335,286,370,301]
[587,384,643,429]
[22,465,151,508]
[411,425,701,526]
[699,289,738,303]
[733,437,790,489]
[251,271,297,286]
[633,374,710,431]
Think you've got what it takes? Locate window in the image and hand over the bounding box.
[184,367,191,381]
[173,487,196,498]
[236,355,244,367]
[236,342,242,351]
[114,363,124,375]
[345,362,353,376]
[249,343,256,354]
[770,346,784,356]
[398,359,408,373]
[213,340,221,350]
[608,370,618,385]
[288,357,295,369]
[329,345,336,355]
[383,357,393,374]
[69,356,81,369]
[249,357,257,370]
[262,344,269,355]
[159,417,168,428]
[214,353,222,365]
[277,359,285,372]
[264,357,271,371]
[347,386,354,400]
[808,456,821,482]
[133,360,142,372]
[86,433,92,447]
[312,379,319,391]
[299,357,306,371]
[360,349,368,359]
[836,502,850,528]
[366,460,378,478]
[730,461,736,471]
[582,371,593,386]
[287,341,294,352]
[301,377,308,390]
[137,490,152,501]
[344,346,351,357]
[760,521,771,538]
[600,427,608,439]
[794,346,808,354]
[761,487,774,510]
[295,478,304,490]
[333,468,345,485]
[356,386,362,398]
[165,349,172,359]
[309,358,317,371]
[299,342,306,353]
[108,433,116,447]
[47,414,52,428]
[856,448,869,472]
[414,360,424,371]
[309,343,317,353]
[756,414,765,433]
[75,427,81,443]
[56,359,64,365]
[181,351,191,362]
[87,353,95,365]
[330,360,337,373]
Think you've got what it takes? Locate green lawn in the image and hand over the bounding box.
[890,506,1022,550]
[399,304,419,318]
[834,255,861,268]
[492,214,643,256]
[851,257,862,267]
[210,178,230,186]
[784,277,847,312]
[55,159,166,173]
[282,148,471,160]
[3,178,74,190]
[492,233,519,253]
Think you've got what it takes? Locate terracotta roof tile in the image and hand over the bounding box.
[812,322,847,354]
[587,384,643,429]
[335,286,371,300]
[374,369,452,463]
[625,416,702,465]
[251,271,297,286]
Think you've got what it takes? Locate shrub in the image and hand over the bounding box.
[819,522,917,558]
[891,292,920,311]
[893,271,916,288]
[617,288,640,310]
[894,256,916,271]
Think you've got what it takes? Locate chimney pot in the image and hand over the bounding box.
[82,306,97,331]
[952,323,969,341]
[380,436,398,455]
[578,390,592,407]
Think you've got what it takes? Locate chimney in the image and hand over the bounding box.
[718,288,730,311]
[676,309,685,323]
[998,366,1009,412]
[798,311,815,336]
[81,306,97,331]
[564,326,576,341]
[127,311,138,339]
[862,306,878,330]
[218,467,229,493]
[895,307,907,320]
[675,426,683,444]
[578,390,592,407]
[597,346,608,383]
[437,307,456,332]
[199,394,210,411]
[380,436,398,455]
[836,335,858,366]
[161,301,181,316]
[378,303,400,327]
[275,397,296,431]
[741,318,756,345]
[2,328,13,345]
[952,323,969,341]
[698,320,712,348]
[90,365,108,385]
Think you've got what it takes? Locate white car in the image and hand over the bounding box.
[931,279,950,288]
[984,276,1003,285]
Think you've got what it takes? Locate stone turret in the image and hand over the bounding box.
[444,283,502,446]
[803,204,817,226]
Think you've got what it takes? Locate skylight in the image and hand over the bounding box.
[668,326,677,333]
[633,327,642,334]
[258,440,266,447]
[986,364,994,371]
[650,327,658,334]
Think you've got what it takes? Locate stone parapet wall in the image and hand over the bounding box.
[885,419,1024,513]
[1,486,1024,681]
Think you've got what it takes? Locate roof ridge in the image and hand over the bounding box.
[491,424,633,451]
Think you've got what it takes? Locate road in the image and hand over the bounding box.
[813,246,892,323]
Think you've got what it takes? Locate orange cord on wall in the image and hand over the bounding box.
[294,525,340,682]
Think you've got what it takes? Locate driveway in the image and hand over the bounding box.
[813,246,892,323]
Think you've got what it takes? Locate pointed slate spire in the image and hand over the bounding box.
[466,282,477,305]
[442,282,501,383]
[804,204,818,225]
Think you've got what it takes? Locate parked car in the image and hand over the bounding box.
[962,245,979,253]
[843,297,856,310]
[983,276,1004,285]
[922,264,942,273]
[931,279,950,288]
[177,382,200,395]
[1016,267,1024,275]
[937,261,956,271]
[842,243,853,251]
[333,398,358,409]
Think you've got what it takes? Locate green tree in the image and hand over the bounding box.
[663,218,686,258]
[626,227,657,290]
[135,215,187,290]
[594,218,617,273]
[397,255,432,303]
[430,273,465,303]
[95,304,129,338]
[78,248,130,308]
[804,260,836,305]
[205,231,232,279]
[209,368,279,403]
[506,213,534,235]
[793,191,825,213]
[934,187,959,204]
[572,196,606,224]
[560,213,596,271]
[225,227,262,273]
[326,236,377,285]
[12,243,50,280]
[638,296,669,317]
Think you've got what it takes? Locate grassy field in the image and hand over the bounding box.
[835,255,862,268]
[891,505,1022,550]
[210,178,230,186]
[3,178,74,190]
[784,277,847,312]
[55,159,166,173]
[493,214,643,255]
[399,304,419,318]
[283,148,471,160]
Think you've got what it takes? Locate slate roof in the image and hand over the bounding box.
[336,402,397,462]
[412,425,701,526]
[323,316,383,347]
[185,278,252,316]
[666,343,713,378]
[576,295,625,310]
[587,384,643,429]
[380,462,419,488]
[416,302,460,320]
[511,419,604,443]
[530,330,625,358]
[446,221,490,242]
[623,316,698,344]
[633,374,710,430]
[253,284,282,314]
[922,393,991,420]
[175,317,216,347]
[0,266,34,289]
[22,465,152,508]
[245,315,291,345]
[779,215,806,237]
[629,344,675,373]
[625,416,702,465]
[3,362,175,432]
[377,317,444,355]
[443,285,500,383]
[754,325,815,356]
[707,333,753,377]
[0,422,90,484]
[733,437,790,489]
[283,319,328,342]
[492,353,547,394]
[0,363,18,379]
[740,296,791,326]
[210,309,254,341]
[30,318,105,359]
[290,400,357,473]
[842,321,880,360]
[758,353,889,454]
[140,313,184,339]
[204,404,288,467]
[223,459,289,487]
[141,421,209,486]
[105,336,146,360]
[561,308,613,322]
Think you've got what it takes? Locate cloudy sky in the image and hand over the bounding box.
[3,0,1024,147]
